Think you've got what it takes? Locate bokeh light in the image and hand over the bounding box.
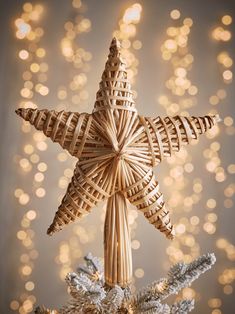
[2,1,234,314]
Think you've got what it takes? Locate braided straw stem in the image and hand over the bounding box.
[104,192,132,287]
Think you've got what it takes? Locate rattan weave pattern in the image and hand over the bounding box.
[16,38,220,287]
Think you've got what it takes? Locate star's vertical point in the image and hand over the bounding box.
[108,37,122,59]
[93,37,136,112]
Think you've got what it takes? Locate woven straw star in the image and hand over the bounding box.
[16,38,220,240]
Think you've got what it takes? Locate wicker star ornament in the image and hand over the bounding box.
[16,38,220,238]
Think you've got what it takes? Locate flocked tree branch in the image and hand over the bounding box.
[170,299,195,314]
[130,253,216,310]
[35,253,216,314]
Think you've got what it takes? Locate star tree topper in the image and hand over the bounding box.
[16,38,220,240]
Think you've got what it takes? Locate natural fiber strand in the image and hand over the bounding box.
[104,192,132,287]
[16,37,221,287]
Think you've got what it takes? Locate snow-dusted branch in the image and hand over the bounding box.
[35,253,216,314]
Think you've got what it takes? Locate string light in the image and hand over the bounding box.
[54,0,94,281]
[160,9,234,313]
[13,3,47,313]
[158,9,230,313]
[112,3,142,85]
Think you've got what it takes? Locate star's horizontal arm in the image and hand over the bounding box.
[141,114,220,165]
[16,108,92,158]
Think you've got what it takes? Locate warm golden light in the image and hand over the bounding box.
[223,70,233,81]
[123,4,142,24]
[19,50,29,60]
[170,9,181,20]
[212,27,231,41]
[221,15,232,26]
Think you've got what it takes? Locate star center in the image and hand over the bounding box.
[115,150,125,161]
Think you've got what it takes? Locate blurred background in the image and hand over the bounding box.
[0,0,234,313]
